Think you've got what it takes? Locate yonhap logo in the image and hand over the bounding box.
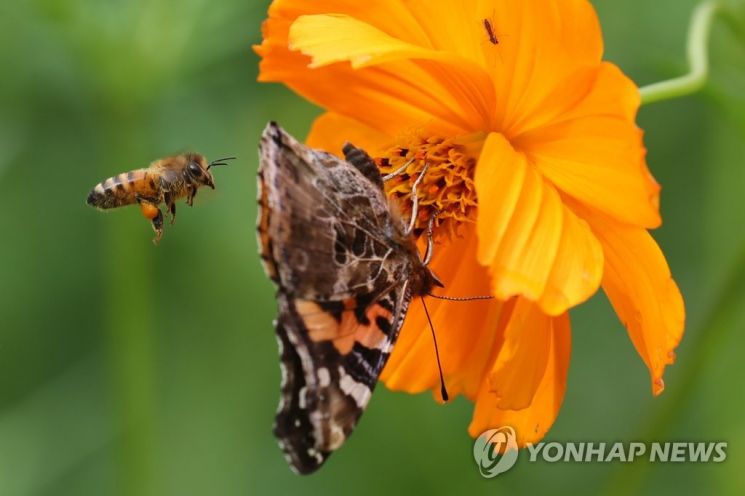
[473,426,728,478]
[472,427,519,477]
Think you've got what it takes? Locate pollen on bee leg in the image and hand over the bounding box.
[375,133,481,240]
[137,199,164,244]
[139,201,160,220]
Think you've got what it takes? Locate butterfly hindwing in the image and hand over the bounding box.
[273,284,410,473]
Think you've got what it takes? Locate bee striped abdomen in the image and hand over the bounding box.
[87,169,160,209]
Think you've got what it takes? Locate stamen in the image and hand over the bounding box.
[376,134,479,240]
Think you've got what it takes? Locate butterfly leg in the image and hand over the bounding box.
[382,157,414,182]
[422,208,440,266]
[405,163,430,236]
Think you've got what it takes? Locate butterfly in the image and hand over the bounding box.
[256,122,442,474]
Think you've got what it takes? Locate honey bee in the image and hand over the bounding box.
[86,153,234,243]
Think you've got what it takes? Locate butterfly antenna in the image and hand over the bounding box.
[427,294,495,301]
[421,296,449,402]
[207,156,237,170]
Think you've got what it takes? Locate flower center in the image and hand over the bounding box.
[375,133,480,240]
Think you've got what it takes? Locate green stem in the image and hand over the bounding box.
[639,0,723,105]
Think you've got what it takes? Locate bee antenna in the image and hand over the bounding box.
[207,156,237,169]
[421,297,449,403]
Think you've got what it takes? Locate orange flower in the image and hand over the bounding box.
[255,0,685,445]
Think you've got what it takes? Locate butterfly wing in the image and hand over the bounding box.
[257,123,419,473]
[273,284,412,473]
[258,122,404,302]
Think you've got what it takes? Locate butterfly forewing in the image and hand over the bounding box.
[258,123,404,302]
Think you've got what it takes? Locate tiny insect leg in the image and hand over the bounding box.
[405,163,429,236]
[136,194,164,244]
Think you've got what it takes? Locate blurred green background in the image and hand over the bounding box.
[1,0,744,494]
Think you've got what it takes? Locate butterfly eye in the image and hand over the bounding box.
[188,162,202,176]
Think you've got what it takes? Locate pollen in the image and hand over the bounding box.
[376,133,480,240]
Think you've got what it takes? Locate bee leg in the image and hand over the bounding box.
[186,188,194,207]
[150,209,164,245]
[136,195,164,244]
[163,191,176,225]
[186,184,199,207]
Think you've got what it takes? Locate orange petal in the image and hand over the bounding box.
[373,1,603,130]
[483,0,604,130]
[258,1,609,138]
[256,2,495,136]
[475,133,603,315]
[258,26,460,135]
[582,209,685,395]
[289,14,465,69]
[469,309,571,446]
[514,63,661,228]
[306,112,392,156]
[488,299,552,410]
[261,0,433,46]
[381,225,511,401]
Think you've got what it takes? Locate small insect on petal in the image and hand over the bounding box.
[483,19,499,45]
